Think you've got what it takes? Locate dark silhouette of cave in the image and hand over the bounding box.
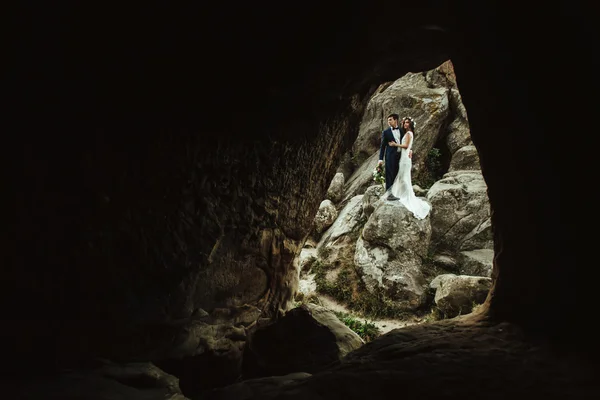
[6,1,599,398]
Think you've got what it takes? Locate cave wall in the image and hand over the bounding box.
[447,3,596,351]
[11,3,447,370]
[8,1,598,374]
[10,99,373,368]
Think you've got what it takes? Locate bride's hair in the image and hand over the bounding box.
[403,117,416,133]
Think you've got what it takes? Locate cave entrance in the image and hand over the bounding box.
[293,59,492,342]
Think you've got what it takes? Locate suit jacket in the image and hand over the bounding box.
[379,126,405,163]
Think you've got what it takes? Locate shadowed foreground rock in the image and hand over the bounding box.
[5,361,187,400]
[241,304,363,379]
[203,314,599,399]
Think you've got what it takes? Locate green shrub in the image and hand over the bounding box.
[312,261,414,320]
[334,311,381,342]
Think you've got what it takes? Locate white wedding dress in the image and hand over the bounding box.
[385,131,431,220]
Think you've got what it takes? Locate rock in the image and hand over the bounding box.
[430,274,492,317]
[314,199,338,234]
[326,173,345,203]
[241,304,363,379]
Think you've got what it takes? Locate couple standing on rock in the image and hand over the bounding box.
[378,113,430,220]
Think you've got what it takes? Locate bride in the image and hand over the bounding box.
[385,117,431,220]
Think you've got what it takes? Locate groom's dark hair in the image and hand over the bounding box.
[387,113,399,121]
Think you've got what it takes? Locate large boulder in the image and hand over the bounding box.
[426,170,492,253]
[314,199,338,234]
[430,274,492,318]
[354,200,431,310]
[241,304,363,379]
[326,172,345,203]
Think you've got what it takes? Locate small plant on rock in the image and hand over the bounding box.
[334,311,381,342]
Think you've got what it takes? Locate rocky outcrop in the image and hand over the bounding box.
[313,199,338,234]
[429,274,492,317]
[352,72,450,167]
[458,249,494,277]
[326,173,345,203]
[241,304,363,379]
[449,145,480,171]
[355,200,431,310]
[426,170,492,253]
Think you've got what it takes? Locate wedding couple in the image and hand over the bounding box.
[378,113,430,219]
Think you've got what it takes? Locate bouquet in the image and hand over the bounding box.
[373,163,385,185]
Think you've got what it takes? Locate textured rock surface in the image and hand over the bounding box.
[213,315,600,399]
[241,304,363,379]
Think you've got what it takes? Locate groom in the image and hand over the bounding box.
[378,114,411,196]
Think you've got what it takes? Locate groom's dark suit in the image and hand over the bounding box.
[379,126,405,191]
